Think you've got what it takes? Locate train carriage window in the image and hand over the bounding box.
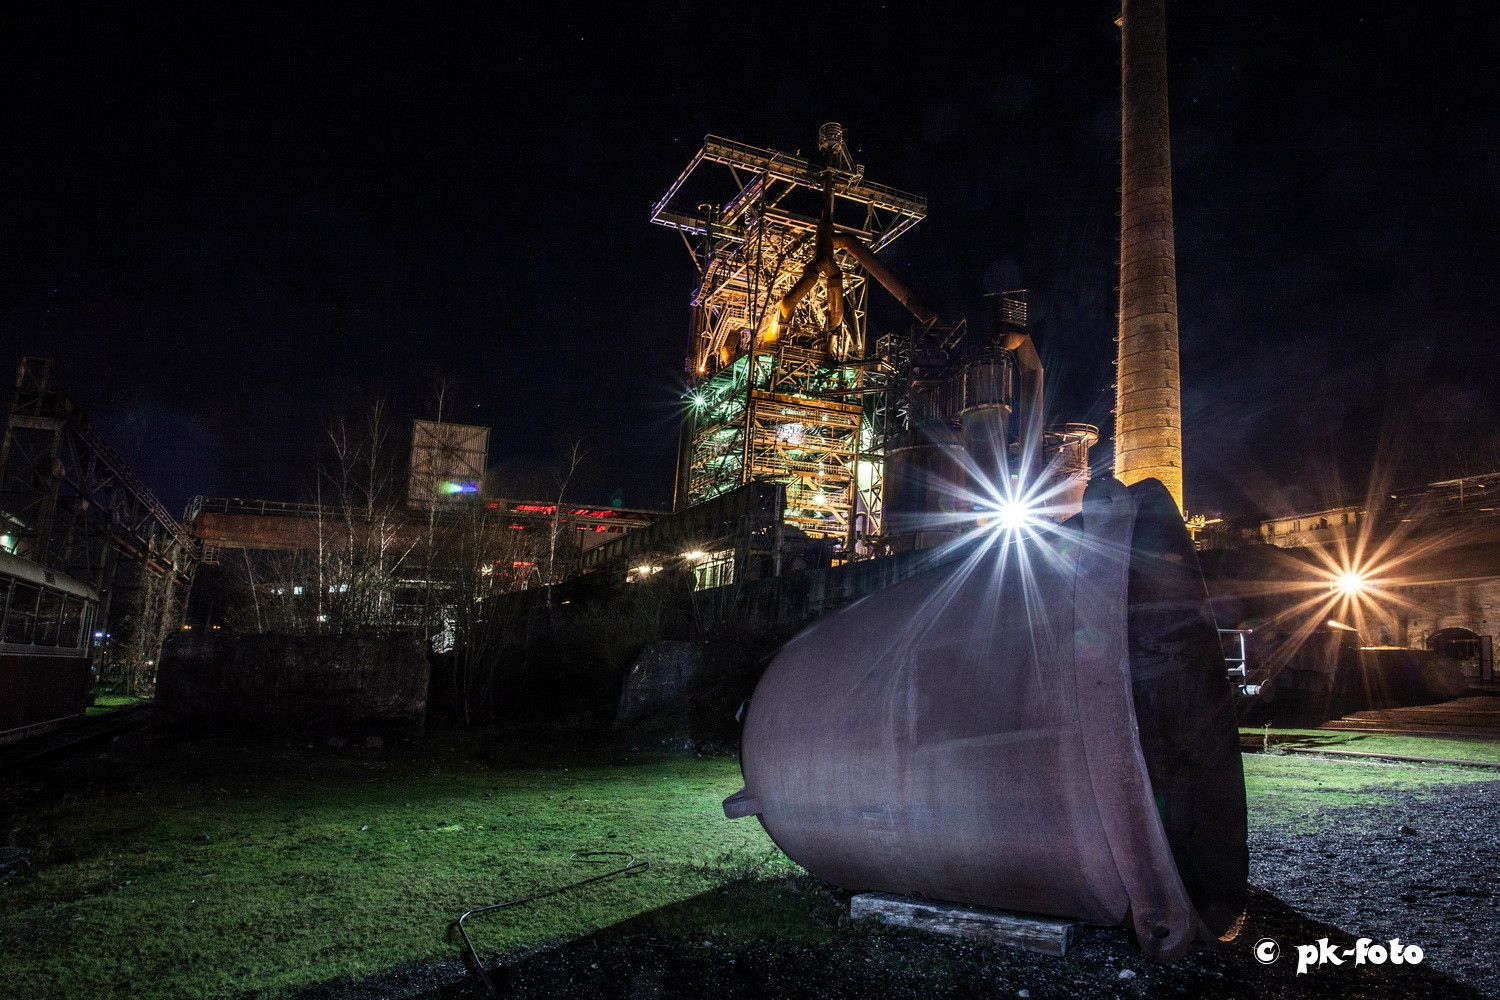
[35,589,64,646]
[4,582,40,644]
[58,597,85,648]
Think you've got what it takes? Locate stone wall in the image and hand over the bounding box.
[156,632,428,732]
[614,640,702,731]
[1396,576,1500,648]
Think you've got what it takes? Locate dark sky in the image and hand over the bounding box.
[4,3,1497,519]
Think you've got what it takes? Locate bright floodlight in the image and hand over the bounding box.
[994,498,1035,532]
[1333,572,1367,595]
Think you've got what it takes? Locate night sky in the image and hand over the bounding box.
[4,3,1497,520]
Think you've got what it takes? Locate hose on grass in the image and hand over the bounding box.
[455,850,648,995]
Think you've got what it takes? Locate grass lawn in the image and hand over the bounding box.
[1242,726,1500,763]
[2,733,784,999]
[1241,749,1492,829]
[1239,729,1500,828]
[85,694,149,717]
[2,730,1496,999]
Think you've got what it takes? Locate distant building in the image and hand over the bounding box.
[1198,471,1500,681]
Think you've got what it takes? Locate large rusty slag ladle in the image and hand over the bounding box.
[724,476,1246,962]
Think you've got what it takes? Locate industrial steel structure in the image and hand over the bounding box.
[655,128,1102,559]
[652,126,927,553]
[0,357,197,691]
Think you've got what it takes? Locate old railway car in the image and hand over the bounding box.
[0,549,99,744]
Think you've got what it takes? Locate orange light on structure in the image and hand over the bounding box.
[1251,528,1430,666]
[760,312,779,345]
[1311,560,1398,642]
[1331,572,1368,596]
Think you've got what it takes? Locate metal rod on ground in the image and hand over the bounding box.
[454,850,648,996]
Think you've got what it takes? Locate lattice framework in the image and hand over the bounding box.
[653,132,926,549]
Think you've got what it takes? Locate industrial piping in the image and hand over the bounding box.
[830,233,937,326]
[770,153,939,337]
[774,174,848,335]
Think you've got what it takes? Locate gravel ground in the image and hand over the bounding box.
[1248,777,1500,997]
[287,774,1500,1000]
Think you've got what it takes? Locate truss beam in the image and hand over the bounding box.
[657,128,927,556]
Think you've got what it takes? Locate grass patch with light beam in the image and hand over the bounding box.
[3,729,1497,998]
[1241,750,1494,829]
[1,733,787,999]
[1242,726,1500,763]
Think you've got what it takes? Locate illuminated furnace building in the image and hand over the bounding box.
[653,125,1098,560]
[652,125,926,555]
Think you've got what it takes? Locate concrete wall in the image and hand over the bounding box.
[156,632,428,732]
[694,546,955,628]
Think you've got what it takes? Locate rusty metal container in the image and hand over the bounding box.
[725,476,1245,962]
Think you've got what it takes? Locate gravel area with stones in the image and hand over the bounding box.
[289,773,1500,1000]
[1247,776,1500,998]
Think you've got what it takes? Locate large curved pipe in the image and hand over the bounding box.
[775,177,845,333]
[831,233,937,325]
[776,264,825,326]
[773,219,939,335]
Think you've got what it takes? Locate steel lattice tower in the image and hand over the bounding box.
[652,127,926,553]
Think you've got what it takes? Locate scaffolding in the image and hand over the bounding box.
[0,358,198,692]
[652,127,926,552]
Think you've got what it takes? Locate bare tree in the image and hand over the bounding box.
[546,439,588,610]
[227,401,418,636]
[407,398,505,723]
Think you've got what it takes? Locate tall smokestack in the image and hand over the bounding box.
[1114,0,1183,512]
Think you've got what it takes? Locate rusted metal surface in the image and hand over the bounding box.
[725,477,1246,962]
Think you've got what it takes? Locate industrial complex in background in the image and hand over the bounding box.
[2,0,1496,744]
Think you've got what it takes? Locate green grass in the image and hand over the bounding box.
[1,735,787,999]
[1242,750,1494,829]
[1241,726,1500,763]
[3,732,1497,999]
[85,694,148,717]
